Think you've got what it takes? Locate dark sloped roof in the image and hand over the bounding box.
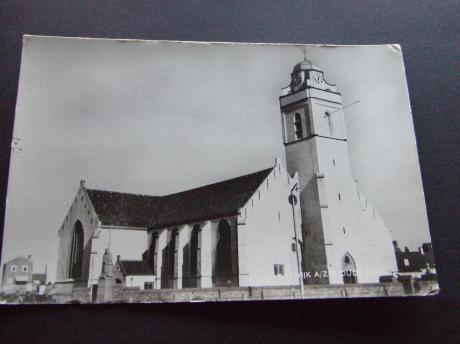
[85,167,273,229]
[150,168,273,229]
[396,250,434,273]
[5,256,32,265]
[86,189,161,228]
[118,260,153,276]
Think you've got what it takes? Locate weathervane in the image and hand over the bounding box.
[303,46,309,61]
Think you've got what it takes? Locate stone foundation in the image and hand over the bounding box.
[53,280,91,303]
[43,279,441,304]
[105,283,407,303]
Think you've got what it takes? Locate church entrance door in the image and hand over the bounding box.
[342,253,358,284]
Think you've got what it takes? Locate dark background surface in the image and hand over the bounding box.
[0,1,459,343]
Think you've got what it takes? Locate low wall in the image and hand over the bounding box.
[43,280,428,303]
[106,283,406,303]
[54,280,91,303]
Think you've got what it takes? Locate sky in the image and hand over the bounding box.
[1,36,432,281]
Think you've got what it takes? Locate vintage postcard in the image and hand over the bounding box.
[0,36,438,304]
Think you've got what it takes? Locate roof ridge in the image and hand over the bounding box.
[86,188,160,198]
[160,167,274,198]
[86,167,273,199]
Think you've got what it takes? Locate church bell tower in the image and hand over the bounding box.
[279,58,348,284]
[279,57,398,285]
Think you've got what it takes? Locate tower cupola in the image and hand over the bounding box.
[293,59,321,73]
[288,58,336,94]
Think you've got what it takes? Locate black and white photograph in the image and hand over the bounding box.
[0,36,438,304]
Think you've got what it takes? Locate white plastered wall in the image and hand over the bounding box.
[315,136,398,284]
[238,159,302,287]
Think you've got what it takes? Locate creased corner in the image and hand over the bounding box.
[388,44,402,55]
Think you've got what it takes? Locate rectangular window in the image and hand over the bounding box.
[404,258,410,266]
[144,282,154,290]
[274,264,285,276]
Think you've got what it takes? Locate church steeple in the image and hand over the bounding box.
[279,58,397,285]
[279,58,348,284]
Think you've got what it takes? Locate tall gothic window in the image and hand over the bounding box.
[190,224,200,285]
[168,229,179,285]
[69,221,84,279]
[215,220,233,278]
[294,112,303,139]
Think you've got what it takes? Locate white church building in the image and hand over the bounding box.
[55,58,398,293]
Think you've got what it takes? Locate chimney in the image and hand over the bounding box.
[45,264,48,275]
[117,255,121,261]
[27,254,32,261]
[404,246,410,253]
[80,180,86,188]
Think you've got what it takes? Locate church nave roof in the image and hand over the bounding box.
[85,167,274,230]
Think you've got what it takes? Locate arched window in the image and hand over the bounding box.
[167,229,179,286]
[294,112,303,139]
[149,232,158,272]
[342,253,357,284]
[190,224,200,283]
[215,220,233,278]
[69,221,84,279]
